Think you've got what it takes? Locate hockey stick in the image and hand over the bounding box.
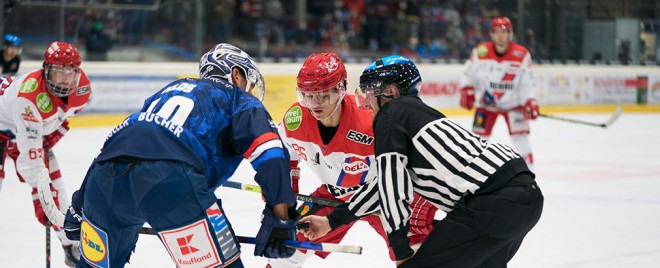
[222,180,343,207]
[137,227,362,255]
[37,169,65,227]
[46,219,51,268]
[538,106,622,128]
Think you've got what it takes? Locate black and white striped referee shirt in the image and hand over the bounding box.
[338,95,531,259]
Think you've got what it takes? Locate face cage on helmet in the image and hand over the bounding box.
[355,79,396,110]
[244,67,265,102]
[44,65,81,97]
[296,82,346,108]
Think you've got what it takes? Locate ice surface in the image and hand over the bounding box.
[1,113,659,267]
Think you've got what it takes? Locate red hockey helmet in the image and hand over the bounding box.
[491,16,512,32]
[43,42,82,97]
[44,41,81,68]
[296,53,347,93]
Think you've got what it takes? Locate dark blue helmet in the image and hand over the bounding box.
[4,34,21,47]
[359,55,421,97]
[199,43,265,101]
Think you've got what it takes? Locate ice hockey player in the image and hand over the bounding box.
[301,55,543,267]
[459,16,539,170]
[267,52,437,268]
[0,41,90,266]
[62,43,298,267]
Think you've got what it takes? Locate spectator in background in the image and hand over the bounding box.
[1,34,21,75]
[85,22,113,61]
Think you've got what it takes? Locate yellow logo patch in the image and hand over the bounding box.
[81,219,109,267]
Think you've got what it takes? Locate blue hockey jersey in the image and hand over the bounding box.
[92,78,294,206]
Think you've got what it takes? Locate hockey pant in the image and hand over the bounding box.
[472,107,535,170]
[0,139,75,246]
[398,172,543,268]
[78,158,243,268]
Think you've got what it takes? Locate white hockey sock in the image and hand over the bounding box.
[266,250,314,268]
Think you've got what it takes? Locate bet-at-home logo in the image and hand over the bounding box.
[36,93,53,112]
[19,78,38,93]
[285,106,303,131]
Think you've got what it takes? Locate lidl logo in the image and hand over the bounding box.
[81,219,109,268]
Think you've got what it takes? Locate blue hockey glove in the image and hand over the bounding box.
[254,206,300,258]
[64,204,82,241]
[64,191,84,241]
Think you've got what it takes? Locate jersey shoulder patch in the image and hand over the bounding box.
[477,43,490,58]
[283,103,304,131]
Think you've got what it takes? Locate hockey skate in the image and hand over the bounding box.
[63,241,81,267]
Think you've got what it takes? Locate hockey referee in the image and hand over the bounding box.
[300,55,543,267]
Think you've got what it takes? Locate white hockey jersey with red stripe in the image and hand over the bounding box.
[0,69,91,186]
[277,96,375,201]
[459,42,536,109]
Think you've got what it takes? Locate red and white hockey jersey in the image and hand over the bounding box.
[459,42,536,109]
[0,69,91,186]
[277,96,375,201]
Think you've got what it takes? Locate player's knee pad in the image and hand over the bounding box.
[266,250,313,268]
[157,201,241,268]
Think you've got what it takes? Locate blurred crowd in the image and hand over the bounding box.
[200,0,545,60]
[75,0,543,60]
[6,0,546,61]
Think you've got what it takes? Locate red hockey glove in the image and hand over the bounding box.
[44,120,70,149]
[291,161,300,194]
[32,186,60,226]
[459,86,475,110]
[408,194,437,235]
[523,99,539,120]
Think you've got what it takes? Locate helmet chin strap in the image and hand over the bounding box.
[376,94,395,108]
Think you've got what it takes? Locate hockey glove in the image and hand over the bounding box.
[64,191,84,241]
[459,86,475,110]
[408,194,437,235]
[43,120,69,149]
[290,161,300,194]
[523,99,539,120]
[32,186,60,226]
[254,206,300,258]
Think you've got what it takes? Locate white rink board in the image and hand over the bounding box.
[17,61,660,113]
